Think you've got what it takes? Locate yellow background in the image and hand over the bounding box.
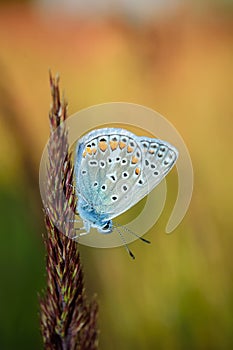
[0,1,232,349]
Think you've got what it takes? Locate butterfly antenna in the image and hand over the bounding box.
[114,226,135,260]
[113,222,151,244]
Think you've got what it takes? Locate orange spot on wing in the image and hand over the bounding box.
[131,156,139,164]
[135,167,140,175]
[149,150,155,154]
[110,141,118,151]
[127,146,133,153]
[119,141,126,149]
[85,147,97,155]
[99,141,107,152]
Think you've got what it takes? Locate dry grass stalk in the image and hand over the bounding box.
[40,73,98,350]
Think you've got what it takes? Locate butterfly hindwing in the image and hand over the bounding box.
[138,137,178,191]
[107,138,178,219]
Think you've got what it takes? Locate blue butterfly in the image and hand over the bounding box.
[74,128,178,258]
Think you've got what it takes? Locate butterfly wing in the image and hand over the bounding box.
[75,128,144,218]
[75,128,178,220]
[138,136,178,192]
[107,136,178,219]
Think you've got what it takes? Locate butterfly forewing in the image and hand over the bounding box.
[75,128,144,216]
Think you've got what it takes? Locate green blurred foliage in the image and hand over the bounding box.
[0,1,233,350]
[0,187,44,349]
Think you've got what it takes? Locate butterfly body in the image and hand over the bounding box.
[77,196,113,233]
[74,128,178,236]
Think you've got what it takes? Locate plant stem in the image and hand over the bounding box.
[40,73,98,350]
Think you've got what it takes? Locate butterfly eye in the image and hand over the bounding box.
[102,221,112,232]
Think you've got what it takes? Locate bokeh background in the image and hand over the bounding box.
[0,0,233,349]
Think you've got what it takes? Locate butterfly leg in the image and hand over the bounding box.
[69,219,82,223]
[72,220,90,240]
[72,231,90,240]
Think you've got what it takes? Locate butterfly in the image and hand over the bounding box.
[74,128,178,258]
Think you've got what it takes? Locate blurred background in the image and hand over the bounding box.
[0,0,232,349]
